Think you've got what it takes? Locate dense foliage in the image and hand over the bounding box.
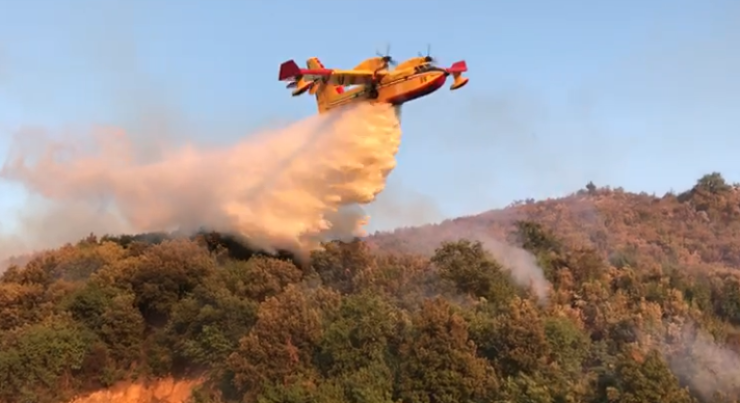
[3,173,740,403]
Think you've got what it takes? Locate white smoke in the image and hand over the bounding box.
[0,102,402,260]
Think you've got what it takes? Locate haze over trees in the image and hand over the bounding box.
[2,172,740,403]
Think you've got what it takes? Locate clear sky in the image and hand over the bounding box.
[0,0,738,233]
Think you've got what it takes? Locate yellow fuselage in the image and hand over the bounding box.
[319,68,448,113]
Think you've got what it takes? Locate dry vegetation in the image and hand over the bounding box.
[3,172,740,403]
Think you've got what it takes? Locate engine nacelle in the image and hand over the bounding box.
[450,74,469,91]
[291,78,314,97]
[395,56,429,72]
[353,57,388,72]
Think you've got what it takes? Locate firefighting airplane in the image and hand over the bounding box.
[278,48,469,114]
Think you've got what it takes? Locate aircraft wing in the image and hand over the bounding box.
[278,60,379,86]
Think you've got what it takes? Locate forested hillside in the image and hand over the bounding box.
[2,172,740,403]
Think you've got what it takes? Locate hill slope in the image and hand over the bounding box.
[2,172,740,403]
[372,172,740,266]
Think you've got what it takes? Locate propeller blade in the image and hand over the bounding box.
[418,44,438,64]
[376,43,397,68]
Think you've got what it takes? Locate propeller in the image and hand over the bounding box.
[376,43,398,68]
[418,44,438,64]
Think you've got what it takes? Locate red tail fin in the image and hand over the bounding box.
[279,60,302,81]
[446,60,468,74]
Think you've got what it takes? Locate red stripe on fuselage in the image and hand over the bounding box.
[386,73,447,105]
[302,68,333,76]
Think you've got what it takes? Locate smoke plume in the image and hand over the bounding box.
[657,320,740,401]
[478,237,550,303]
[0,102,402,261]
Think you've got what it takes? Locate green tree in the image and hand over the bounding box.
[471,297,550,377]
[226,285,341,402]
[165,276,259,368]
[716,280,740,325]
[315,292,401,403]
[124,240,216,326]
[256,377,345,403]
[696,172,730,194]
[515,220,562,255]
[0,317,91,403]
[595,351,696,403]
[65,283,145,371]
[221,256,303,302]
[544,317,590,377]
[311,239,375,295]
[431,240,517,306]
[396,298,498,403]
[586,181,598,194]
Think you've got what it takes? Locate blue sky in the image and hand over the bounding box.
[1,0,738,233]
